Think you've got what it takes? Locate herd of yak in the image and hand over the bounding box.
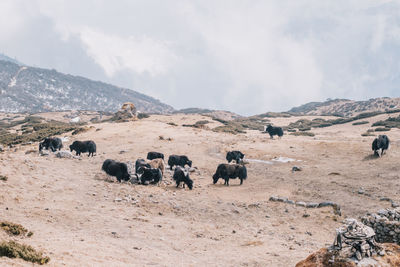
[37,124,390,190]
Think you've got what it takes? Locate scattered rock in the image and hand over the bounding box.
[25,149,37,154]
[269,196,341,215]
[358,187,365,194]
[292,166,302,172]
[114,198,122,202]
[55,150,74,158]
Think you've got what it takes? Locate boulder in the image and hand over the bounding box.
[55,151,74,158]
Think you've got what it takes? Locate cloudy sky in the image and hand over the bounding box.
[1,0,400,115]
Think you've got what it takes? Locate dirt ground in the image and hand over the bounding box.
[1,113,399,266]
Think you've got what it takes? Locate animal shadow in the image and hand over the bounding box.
[362,154,379,161]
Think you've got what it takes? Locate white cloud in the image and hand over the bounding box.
[78,28,178,77]
[0,0,400,115]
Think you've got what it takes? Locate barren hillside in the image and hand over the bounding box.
[288,97,400,117]
[0,113,399,266]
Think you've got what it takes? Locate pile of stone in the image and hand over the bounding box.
[361,208,400,244]
[111,102,137,122]
[330,218,384,262]
[269,196,341,215]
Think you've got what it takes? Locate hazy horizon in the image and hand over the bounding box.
[1,1,400,115]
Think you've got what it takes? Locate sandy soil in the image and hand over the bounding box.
[1,113,399,266]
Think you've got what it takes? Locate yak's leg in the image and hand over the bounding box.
[240,179,243,185]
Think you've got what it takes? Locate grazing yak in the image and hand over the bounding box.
[168,155,192,170]
[138,167,162,185]
[135,159,151,174]
[147,151,164,160]
[213,163,247,186]
[102,159,130,182]
[39,137,63,152]
[226,150,245,163]
[149,158,165,176]
[173,166,193,190]
[69,140,96,157]
[265,125,284,139]
[372,135,390,157]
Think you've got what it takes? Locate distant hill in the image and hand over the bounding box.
[174,107,241,121]
[0,59,174,113]
[288,97,400,117]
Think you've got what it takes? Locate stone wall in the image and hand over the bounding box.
[361,208,400,244]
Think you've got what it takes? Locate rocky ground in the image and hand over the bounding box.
[0,112,400,266]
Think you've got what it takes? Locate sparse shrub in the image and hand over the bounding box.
[0,121,77,146]
[352,121,369,125]
[0,175,8,181]
[0,241,50,265]
[290,131,315,137]
[137,113,150,119]
[167,122,177,126]
[213,125,246,134]
[375,127,391,132]
[71,127,89,135]
[287,129,296,132]
[372,115,400,128]
[361,132,375,137]
[0,221,28,236]
[299,127,311,131]
[182,120,210,129]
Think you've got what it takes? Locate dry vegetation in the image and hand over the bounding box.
[0,115,82,146]
[0,221,31,236]
[0,241,49,265]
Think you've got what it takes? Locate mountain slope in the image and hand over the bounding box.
[288,97,400,117]
[0,53,21,65]
[0,60,174,113]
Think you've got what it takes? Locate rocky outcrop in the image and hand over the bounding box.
[296,243,400,267]
[296,218,400,267]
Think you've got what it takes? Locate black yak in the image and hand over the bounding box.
[213,163,247,186]
[102,159,130,182]
[135,159,151,174]
[69,140,96,157]
[226,150,245,163]
[138,167,162,185]
[39,137,63,152]
[168,155,192,170]
[265,125,284,139]
[147,151,164,160]
[173,166,193,190]
[372,135,390,157]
